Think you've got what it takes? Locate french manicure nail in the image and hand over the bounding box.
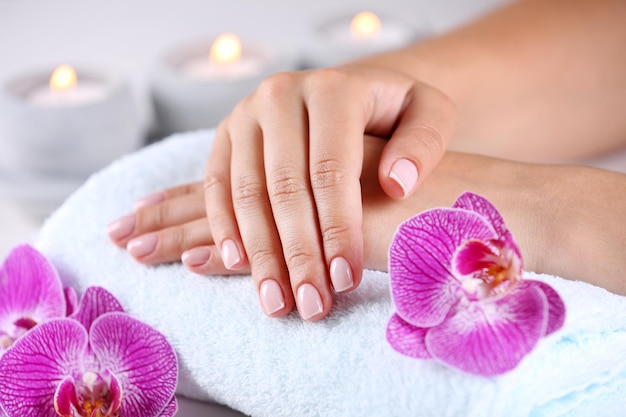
[259,279,285,316]
[127,233,158,258]
[182,247,211,267]
[330,257,354,292]
[296,283,323,320]
[106,214,136,240]
[134,192,165,210]
[389,158,418,198]
[221,239,241,270]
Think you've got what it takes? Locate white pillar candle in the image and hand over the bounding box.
[151,33,296,136]
[0,65,142,178]
[304,11,426,69]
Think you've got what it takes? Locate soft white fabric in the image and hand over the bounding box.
[36,130,626,417]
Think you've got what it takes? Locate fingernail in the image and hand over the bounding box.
[134,192,165,210]
[221,239,241,269]
[106,214,136,240]
[389,158,418,198]
[182,247,211,267]
[127,233,158,258]
[296,283,323,320]
[330,257,354,292]
[259,279,285,316]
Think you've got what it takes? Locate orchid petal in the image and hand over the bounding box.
[386,313,432,359]
[0,245,65,332]
[109,371,123,415]
[425,285,548,376]
[54,376,80,417]
[390,209,496,327]
[519,280,565,335]
[64,287,78,317]
[90,313,178,417]
[453,191,506,236]
[499,229,523,262]
[0,319,88,417]
[72,286,124,331]
[158,396,179,417]
[452,193,522,260]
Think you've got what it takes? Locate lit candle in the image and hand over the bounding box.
[27,65,108,106]
[0,65,142,179]
[304,11,425,68]
[180,34,265,80]
[151,33,295,136]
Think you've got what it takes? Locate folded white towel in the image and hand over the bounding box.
[36,130,626,417]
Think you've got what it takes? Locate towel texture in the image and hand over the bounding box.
[36,130,626,417]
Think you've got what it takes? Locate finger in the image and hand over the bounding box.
[182,245,251,276]
[378,83,457,199]
[304,69,365,293]
[204,120,248,271]
[107,191,207,247]
[226,94,296,318]
[257,73,332,321]
[126,218,213,264]
[134,182,203,210]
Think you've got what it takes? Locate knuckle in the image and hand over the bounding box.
[269,167,309,204]
[310,158,347,191]
[136,204,165,231]
[306,68,350,94]
[257,72,298,102]
[321,222,352,248]
[159,227,191,255]
[171,227,189,248]
[232,174,267,208]
[204,170,228,193]
[284,245,317,270]
[412,124,447,167]
[248,246,276,269]
[230,94,255,120]
[207,210,231,236]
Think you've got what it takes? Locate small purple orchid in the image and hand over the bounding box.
[0,286,178,417]
[0,245,67,353]
[386,191,565,376]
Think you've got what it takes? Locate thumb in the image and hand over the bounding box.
[378,84,457,199]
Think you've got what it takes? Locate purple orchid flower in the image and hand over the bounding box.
[386,191,565,376]
[0,245,66,353]
[0,286,178,417]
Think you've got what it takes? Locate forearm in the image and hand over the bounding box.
[349,0,626,162]
[381,151,626,296]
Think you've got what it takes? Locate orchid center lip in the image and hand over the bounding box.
[78,371,120,417]
[14,316,38,331]
[0,317,40,350]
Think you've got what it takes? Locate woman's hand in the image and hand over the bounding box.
[201,66,455,320]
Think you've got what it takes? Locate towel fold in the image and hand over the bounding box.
[36,130,626,417]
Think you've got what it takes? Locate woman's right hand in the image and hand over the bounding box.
[200,66,455,321]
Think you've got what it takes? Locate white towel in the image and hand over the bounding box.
[36,130,626,417]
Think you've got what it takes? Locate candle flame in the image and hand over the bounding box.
[49,65,77,91]
[350,11,382,38]
[210,33,242,64]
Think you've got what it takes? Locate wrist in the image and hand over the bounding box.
[538,166,626,295]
